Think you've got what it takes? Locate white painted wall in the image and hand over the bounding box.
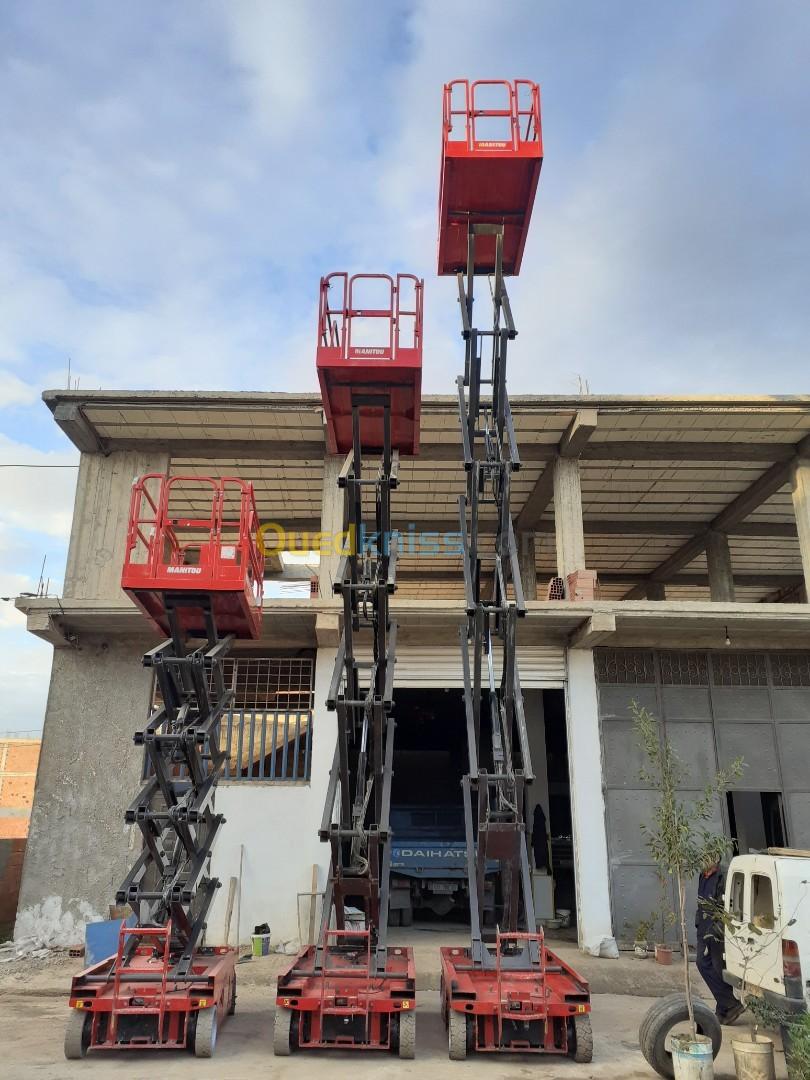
[207,648,336,948]
[565,648,617,957]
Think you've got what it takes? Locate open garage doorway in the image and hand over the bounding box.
[525,689,577,940]
[389,686,576,936]
[389,688,474,928]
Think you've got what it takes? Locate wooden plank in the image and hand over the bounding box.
[223,876,237,946]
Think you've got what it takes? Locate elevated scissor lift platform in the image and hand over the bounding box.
[438,79,543,276]
[316,272,423,455]
[121,474,264,640]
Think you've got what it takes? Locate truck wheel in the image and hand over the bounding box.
[192,1006,218,1057]
[274,1006,295,1056]
[398,1010,416,1058]
[569,1014,593,1063]
[449,1010,468,1060]
[640,995,721,1079]
[64,1010,92,1059]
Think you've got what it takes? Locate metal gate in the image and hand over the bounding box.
[353,645,566,689]
[595,647,810,941]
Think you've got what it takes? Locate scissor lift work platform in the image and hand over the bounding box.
[317,271,424,455]
[275,274,417,1057]
[438,79,543,276]
[65,474,264,1059]
[438,80,593,1061]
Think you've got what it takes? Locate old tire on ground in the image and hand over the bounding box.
[448,1010,468,1061]
[274,1006,295,1056]
[192,1005,218,1058]
[64,1010,92,1060]
[570,1014,594,1063]
[640,994,722,1079]
[398,1010,416,1058]
[227,973,237,1016]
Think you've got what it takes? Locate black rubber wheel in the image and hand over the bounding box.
[640,994,722,1079]
[274,1006,295,1056]
[400,907,413,927]
[192,1006,218,1058]
[398,1010,416,1059]
[389,908,401,927]
[227,973,237,1016]
[64,1010,92,1060]
[448,1010,468,1060]
[569,1014,594,1063]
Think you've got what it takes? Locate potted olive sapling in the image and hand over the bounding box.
[628,913,656,958]
[633,702,743,1080]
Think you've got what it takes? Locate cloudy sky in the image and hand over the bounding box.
[1,0,808,730]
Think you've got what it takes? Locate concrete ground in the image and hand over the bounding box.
[0,986,790,1079]
[0,928,790,1078]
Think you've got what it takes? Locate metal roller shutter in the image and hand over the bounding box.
[354,645,566,689]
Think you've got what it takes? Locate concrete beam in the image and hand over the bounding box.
[622,433,810,599]
[267,515,800,540]
[791,458,810,601]
[52,403,105,454]
[646,581,667,601]
[569,612,616,649]
[559,409,598,458]
[516,411,597,531]
[705,530,736,602]
[315,612,341,649]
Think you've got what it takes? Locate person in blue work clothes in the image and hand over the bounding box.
[696,860,743,1024]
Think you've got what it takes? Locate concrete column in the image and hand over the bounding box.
[705,529,736,602]
[319,454,344,598]
[518,531,538,601]
[15,636,154,943]
[64,449,170,600]
[645,581,667,601]
[791,459,810,601]
[553,457,586,580]
[565,649,617,956]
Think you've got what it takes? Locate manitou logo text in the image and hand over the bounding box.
[352,347,386,355]
[166,566,203,575]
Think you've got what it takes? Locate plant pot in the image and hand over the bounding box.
[672,1033,714,1079]
[633,941,648,959]
[655,943,673,965]
[731,1035,776,1080]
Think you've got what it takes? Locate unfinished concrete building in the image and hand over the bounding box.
[14,389,810,954]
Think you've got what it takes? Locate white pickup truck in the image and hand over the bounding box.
[722,849,810,1016]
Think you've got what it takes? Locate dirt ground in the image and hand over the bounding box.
[0,984,790,1080]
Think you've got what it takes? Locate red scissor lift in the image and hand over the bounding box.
[274,273,422,1056]
[65,475,264,1059]
[437,80,593,1061]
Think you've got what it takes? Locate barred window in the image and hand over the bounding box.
[223,657,314,711]
[770,654,810,688]
[711,653,768,687]
[152,655,315,782]
[659,651,709,686]
[595,648,656,685]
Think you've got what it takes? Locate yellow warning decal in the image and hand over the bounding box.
[577,1004,587,1013]
[401,1001,410,1010]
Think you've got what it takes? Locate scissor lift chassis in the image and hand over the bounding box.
[276,385,417,1056]
[66,936,235,1055]
[438,80,592,1060]
[65,476,263,1059]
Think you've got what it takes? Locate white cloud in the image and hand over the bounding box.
[0,436,78,540]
